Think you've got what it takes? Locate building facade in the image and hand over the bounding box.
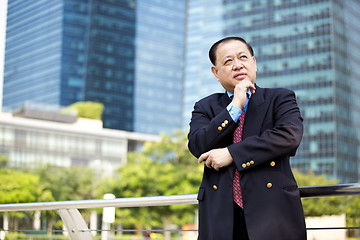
[0,105,159,175]
[3,0,186,135]
[182,0,224,128]
[182,0,360,183]
[134,0,186,134]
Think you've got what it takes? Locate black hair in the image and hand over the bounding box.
[209,37,254,65]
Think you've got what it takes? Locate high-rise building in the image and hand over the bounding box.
[182,0,224,127]
[182,0,360,183]
[0,0,7,112]
[134,0,186,134]
[3,0,186,135]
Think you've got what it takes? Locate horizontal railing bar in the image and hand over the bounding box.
[0,194,198,212]
[299,183,360,198]
[306,227,360,230]
[1,229,66,233]
[0,183,359,212]
[3,226,360,233]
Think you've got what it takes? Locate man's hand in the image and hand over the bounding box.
[232,80,256,109]
[198,148,233,171]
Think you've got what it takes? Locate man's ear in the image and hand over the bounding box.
[211,65,219,80]
[253,56,257,72]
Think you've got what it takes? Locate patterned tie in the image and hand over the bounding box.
[233,108,245,207]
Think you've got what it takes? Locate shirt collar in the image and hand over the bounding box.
[227,89,252,100]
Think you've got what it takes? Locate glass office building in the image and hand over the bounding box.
[78,0,136,131]
[3,1,63,108]
[183,0,360,183]
[134,0,186,134]
[182,0,225,127]
[3,0,186,135]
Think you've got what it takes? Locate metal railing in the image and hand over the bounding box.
[0,183,360,240]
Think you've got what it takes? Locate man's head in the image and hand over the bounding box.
[209,37,257,93]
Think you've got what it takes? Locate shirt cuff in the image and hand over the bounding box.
[227,103,242,122]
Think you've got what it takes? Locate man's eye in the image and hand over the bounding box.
[224,59,232,65]
[240,55,248,59]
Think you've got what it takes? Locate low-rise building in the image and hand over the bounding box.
[0,103,160,175]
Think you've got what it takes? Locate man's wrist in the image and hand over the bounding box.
[231,99,243,109]
[227,103,242,122]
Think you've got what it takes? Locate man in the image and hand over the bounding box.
[188,37,307,240]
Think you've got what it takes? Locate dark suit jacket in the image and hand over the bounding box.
[188,86,306,240]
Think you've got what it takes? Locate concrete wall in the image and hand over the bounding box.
[306,214,346,240]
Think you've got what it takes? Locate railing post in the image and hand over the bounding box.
[57,208,92,240]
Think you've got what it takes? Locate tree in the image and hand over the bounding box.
[36,165,95,201]
[99,131,202,239]
[65,101,104,120]
[0,169,53,204]
[294,170,343,217]
[345,195,360,235]
[0,169,54,230]
[0,165,96,232]
[35,165,96,231]
[140,130,196,166]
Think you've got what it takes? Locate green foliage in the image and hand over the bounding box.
[0,169,53,204]
[345,195,360,227]
[0,169,54,221]
[100,130,202,229]
[0,166,96,229]
[66,101,104,120]
[35,165,96,201]
[34,165,97,230]
[0,155,8,168]
[141,130,196,165]
[294,170,343,217]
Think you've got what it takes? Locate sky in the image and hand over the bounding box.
[0,0,8,112]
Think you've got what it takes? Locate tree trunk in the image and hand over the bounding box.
[47,217,55,235]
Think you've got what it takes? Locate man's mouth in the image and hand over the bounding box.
[233,73,246,80]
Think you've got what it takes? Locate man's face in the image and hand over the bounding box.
[211,40,257,93]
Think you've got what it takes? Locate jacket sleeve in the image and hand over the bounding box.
[187,99,238,158]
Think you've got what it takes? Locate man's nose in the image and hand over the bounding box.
[232,59,244,70]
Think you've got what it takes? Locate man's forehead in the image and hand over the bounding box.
[216,40,250,59]
[217,40,248,53]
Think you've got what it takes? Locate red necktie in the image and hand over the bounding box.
[233,108,245,207]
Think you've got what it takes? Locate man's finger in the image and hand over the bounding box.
[248,83,256,93]
[198,152,208,164]
[212,162,219,171]
[205,159,212,169]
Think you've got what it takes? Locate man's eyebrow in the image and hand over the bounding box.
[222,55,232,61]
[222,51,248,61]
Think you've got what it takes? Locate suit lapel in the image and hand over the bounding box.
[220,91,232,108]
[243,86,266,139]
